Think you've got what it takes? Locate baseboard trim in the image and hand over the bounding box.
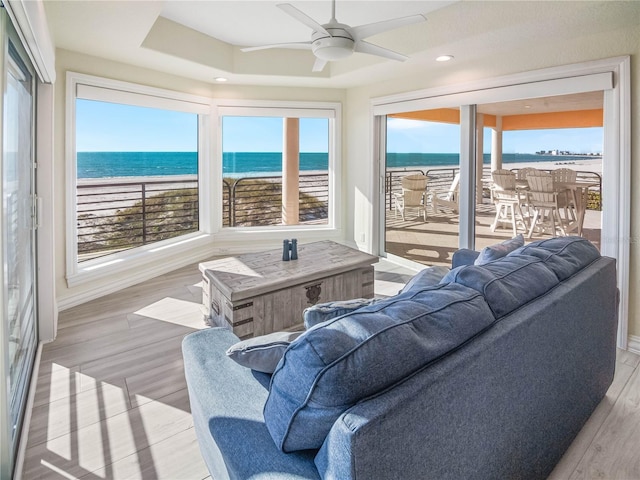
[627,335,640,356]
[14,341,43,480]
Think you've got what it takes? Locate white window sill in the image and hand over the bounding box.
[66,232,213,288]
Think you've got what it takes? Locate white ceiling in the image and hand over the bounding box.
[159,1,450,48]
[43,0,638,94]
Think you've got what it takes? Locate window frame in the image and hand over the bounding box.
[65,72,214,287]
[212,99,342,242]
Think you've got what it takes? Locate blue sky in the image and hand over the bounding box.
[76,100,198,152]
[76,100,329,152]
[76,99,603,154]
[222,117,329,152]
[386,118,603,154]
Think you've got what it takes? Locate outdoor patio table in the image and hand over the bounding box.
[554,180,600,236]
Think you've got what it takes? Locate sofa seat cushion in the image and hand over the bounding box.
[508,236,600,281]
[264,283,495,452]
[441,255,559,319]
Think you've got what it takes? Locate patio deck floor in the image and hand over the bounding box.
[385,199,602,267]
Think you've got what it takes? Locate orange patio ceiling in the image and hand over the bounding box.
[389,108,603,130]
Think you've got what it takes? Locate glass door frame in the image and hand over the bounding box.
[372,57,630,350]
[0,9,38,476]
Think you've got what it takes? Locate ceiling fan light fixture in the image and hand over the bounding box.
[312,36,355,60]
[242,1,427,72]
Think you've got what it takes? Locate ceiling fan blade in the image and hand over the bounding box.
[312,58,328,72]
[351,14,426,41]
[277,3,331,36]
[241,42,312,53]
[354,41,408,62]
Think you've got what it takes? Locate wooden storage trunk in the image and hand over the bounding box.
[199,240,378,338]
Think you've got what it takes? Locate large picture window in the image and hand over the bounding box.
[217,103,340,231]
[66,73,211,284]
[75,101,199,260]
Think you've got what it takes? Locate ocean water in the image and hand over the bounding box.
[76,151,329,178]
[76,151,598,179]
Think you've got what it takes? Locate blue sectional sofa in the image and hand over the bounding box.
[182,236,618,479]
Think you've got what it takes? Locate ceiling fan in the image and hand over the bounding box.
[241,0,426,72]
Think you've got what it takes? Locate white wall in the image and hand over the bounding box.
[344,4,640,339]
[53,49,347,313]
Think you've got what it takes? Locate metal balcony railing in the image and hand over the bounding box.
[77,173,329,261]
[77,177,200,261]
[385,167,602,211]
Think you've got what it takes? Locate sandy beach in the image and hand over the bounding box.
[501,158,602,175]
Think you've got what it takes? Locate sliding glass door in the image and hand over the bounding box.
[1,11,37,474]
[383,109,461,267]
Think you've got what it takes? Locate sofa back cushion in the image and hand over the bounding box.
[264,283,495,452]
[508,236,601,281]
[441,255,559,319]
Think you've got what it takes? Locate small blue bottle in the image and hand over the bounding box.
[290,238,298,260]
[282,239,290,261]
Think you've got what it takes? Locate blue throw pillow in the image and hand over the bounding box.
[303,298,379,329]
[226,330,304,374]
[474,234,524,265]
[264,283,496,452]
[399,265,450,294]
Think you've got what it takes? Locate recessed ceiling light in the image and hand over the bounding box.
[215,77,228,82]
[436,55,454,62]
[524,105,531,109]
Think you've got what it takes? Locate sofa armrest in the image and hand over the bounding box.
[182,328,320,480]
[451,248,480,268]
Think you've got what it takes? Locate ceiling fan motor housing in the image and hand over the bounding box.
[311,25,355,60]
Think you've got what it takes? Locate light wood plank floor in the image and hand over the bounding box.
[21,258,640,479]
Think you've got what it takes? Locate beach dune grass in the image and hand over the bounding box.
[229,177,328,226]
[78,188,199,257]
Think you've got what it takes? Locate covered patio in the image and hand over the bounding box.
[384,92,604,267]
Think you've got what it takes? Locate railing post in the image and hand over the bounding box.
[141,183,147,245]
[387,172,392,211]
[230,179,237,227]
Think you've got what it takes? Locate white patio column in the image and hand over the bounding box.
[282,118,300,225]
[491,116,503,172]
[476,114,485,204]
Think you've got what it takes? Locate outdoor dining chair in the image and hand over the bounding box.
[515,167,538,181]
[552,168,578,222]
[490,169,527,236]
[526,170,567,238]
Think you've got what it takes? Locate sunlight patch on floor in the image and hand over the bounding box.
[134,297,206,329]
